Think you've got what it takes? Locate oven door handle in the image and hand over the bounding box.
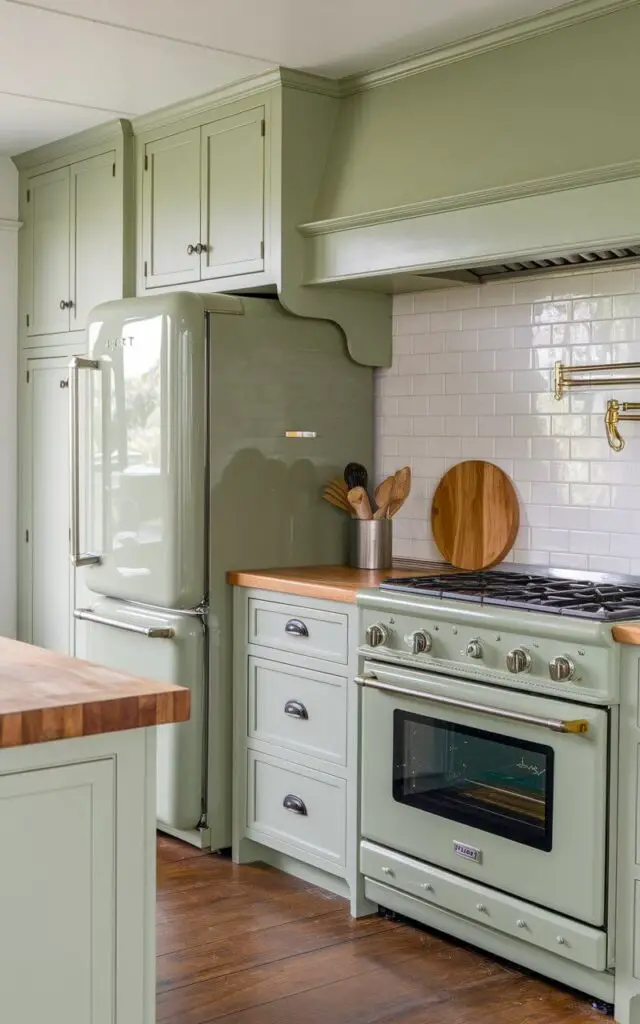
[354,674,589,735]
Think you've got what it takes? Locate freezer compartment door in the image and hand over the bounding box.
[80,294,207,608]
[76,597,205,832]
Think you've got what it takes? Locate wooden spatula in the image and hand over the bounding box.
[348,486,373,520]
[374,475,395,511]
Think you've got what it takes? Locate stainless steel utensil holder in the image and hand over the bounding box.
[349,519,393,570]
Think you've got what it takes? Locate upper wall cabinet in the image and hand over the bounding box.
[15,120,134,344]
[133,73,391,367]
[140,105,265,290]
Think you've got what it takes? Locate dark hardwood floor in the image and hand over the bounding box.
[156,836,605,1023]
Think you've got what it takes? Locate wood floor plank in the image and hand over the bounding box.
[156,837,604,1024]
[158,909,395,992]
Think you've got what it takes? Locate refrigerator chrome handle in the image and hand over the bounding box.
[354,674,589,735]
[69,356,102,568]
[74,608,175,639]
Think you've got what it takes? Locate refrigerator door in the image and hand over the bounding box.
[76,598,205,833]
[79,293,207,608]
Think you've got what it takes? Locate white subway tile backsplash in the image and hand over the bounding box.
[462,307,497,330]
[378,271,640,572]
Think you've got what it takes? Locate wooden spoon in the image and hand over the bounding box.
[347,486,373,520]
[323,490,350,513]
[374,475,395,511]
[390,466,411,504]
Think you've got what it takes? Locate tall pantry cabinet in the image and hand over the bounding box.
[15,120,134,653]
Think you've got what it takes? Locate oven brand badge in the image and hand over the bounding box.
[453,841,482,864]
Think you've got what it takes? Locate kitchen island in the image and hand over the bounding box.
[0,637,189,1024]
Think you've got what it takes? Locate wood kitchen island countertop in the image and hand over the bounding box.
[0,637,190,748]
[227,563,446,603]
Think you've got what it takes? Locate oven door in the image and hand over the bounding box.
[359,661,608,926]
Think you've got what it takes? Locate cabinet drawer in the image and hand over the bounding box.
[361,841,606,971]
[248,657,347,765]
[247,752,346,867]
[248,599,348,664]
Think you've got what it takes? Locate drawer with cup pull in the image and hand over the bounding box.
[247,598,349,664]
[247,656,347,765]
[246,750,346,867]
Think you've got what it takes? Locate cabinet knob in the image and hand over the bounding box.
[195,242,206,255]
[283,794,307,816]
[187,244,197,255]
[284,700,308,720]
[59,299,74,310]
[59,379,69,389]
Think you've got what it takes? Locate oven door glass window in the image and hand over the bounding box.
[393,711,554,851]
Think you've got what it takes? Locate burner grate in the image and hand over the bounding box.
[380,571,640,621]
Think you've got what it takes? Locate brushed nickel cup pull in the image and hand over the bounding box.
[284,700,308,720]
[285,618,309,638]
[283,794,307,815]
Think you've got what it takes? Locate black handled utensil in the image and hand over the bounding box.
[344,462,368,492]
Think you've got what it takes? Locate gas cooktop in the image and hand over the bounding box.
[380,569,640,621]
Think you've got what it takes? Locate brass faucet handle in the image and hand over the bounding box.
[605,399,624,452]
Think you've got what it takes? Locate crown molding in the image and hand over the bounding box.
[341,0,639,94]
[132,68,339,135]
[13,118,132,170]
[0,218,21,232]
[299,159,640,236]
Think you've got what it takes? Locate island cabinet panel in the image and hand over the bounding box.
[0,758,115,1024]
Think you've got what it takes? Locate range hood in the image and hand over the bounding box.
[425,245,640,284]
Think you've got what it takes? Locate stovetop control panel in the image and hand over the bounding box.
[358,593,620,705]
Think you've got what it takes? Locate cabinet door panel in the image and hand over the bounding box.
[0,759,114,1024]
[70,151,120,331]
[142,128,201,287]
[201,108,265,280]
[26,167,70,335]
[26,356,73,654]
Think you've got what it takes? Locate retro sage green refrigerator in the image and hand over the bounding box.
[70,291,373,849]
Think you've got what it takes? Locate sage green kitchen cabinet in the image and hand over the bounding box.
[141,106,265,288]
[232,586,373,917]
[23,152,119,336]
[200,108,265,280]
[24,167,70,336]
[15,119,134,346]
[141,128,201,287]
[20,351,75,654]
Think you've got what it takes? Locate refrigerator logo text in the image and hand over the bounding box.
[105,335,135,350]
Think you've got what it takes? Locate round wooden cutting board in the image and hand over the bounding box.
[431,460,519,570]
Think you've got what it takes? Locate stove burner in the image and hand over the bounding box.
[380,570,640,621]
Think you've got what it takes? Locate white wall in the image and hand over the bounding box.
[0,158,18,635]
[377,266,640,574]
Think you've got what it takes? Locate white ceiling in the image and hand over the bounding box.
[0,0,599,155]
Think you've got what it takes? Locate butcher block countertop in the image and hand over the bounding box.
[0,638,190,749]
[228,565,640,644]
[227,563,445,604]
[611,624,640,645]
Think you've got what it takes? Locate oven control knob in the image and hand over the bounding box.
[406,630,432,655]
[366,623,389,648]
[549,655,575,682]
[465,638,483,660]
[506,647,532,674]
